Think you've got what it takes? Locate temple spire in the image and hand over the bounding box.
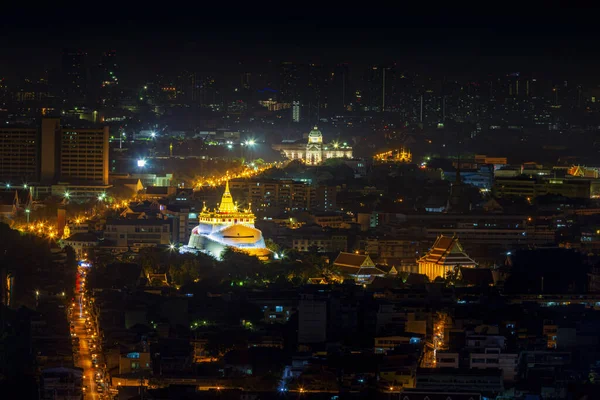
[218,180,236,213]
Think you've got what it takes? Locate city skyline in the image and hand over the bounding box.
[3,7,600,81]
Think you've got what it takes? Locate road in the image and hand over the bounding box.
[71,267,107,399]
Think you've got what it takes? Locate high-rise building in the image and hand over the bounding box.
[0,119,109,194]
[62,49,87,105]
[363,65,391,112]
[292,101,300,122]
[329,63,350,112]
[97,50,119,105]
[59,126,109,185]
[41,118,109,185]
[0,127,38,183]
[279,62,300,103]
[43,118,109,186]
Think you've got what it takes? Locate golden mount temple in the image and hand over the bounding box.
[181,181,271,260]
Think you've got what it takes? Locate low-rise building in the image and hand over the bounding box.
[119,351,152,375]
[469,348,518,382]
[416,367,504,394]
[375,336,422,354]
[62,232,99,258]
[104,218,171,250]
[39,367,83,400]
[436,352,460,368]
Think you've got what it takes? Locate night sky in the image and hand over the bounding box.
[1,5,598,81]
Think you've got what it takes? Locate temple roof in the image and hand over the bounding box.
[418,235,476,266]
[333,252,375,268]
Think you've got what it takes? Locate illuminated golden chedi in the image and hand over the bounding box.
[184,181,271,259]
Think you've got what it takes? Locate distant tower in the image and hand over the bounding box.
[292,101,300,123]
[448,140,470,213]
[57,207,67,238]
[62,49,87,105]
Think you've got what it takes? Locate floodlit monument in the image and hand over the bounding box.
[272,126,352,165]
[417,234,476,281]
[181,182,271,260]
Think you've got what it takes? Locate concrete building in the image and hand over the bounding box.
[375,336,421,354]
[436,352,460,368]
[58,126,109,185]
[41,118,109,185]
[118,351,152,375]
[229,178,336,213]
[62,232,99,258]
[469,348,518,382]
[494,176,592,199]
[416,368,504,394]
[104,218,171,250]
[292,233,348,253]
[298,293,327,344]
[0,126,38,183]
[0,119,110,199]
[39,367,83,400]
[161,204,195,245]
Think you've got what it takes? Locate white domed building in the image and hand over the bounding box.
[272,126,352,165]
[181,182,272,260]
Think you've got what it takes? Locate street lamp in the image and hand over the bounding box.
[25,208,30,223]
[137,159,147,168]
[64,191,70,199]
[243,139,256,162]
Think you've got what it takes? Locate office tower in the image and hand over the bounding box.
[292,101,300,122]
[0,126,38,183]
[507,72,520,97]
[241,72,251,90]
[99,50,118,79]
[41,118,109,185]
[0,119,109,187]
[198,76,220,107]
[364,65,391,112]
[97,50,119,105]
[59,126,109,185]
[329,63,350,113]
[62,49,87,105]
[279,62,300,103]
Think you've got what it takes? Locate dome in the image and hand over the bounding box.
[307,126,323,144]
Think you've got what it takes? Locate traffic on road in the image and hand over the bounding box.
[69,261,111,399]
